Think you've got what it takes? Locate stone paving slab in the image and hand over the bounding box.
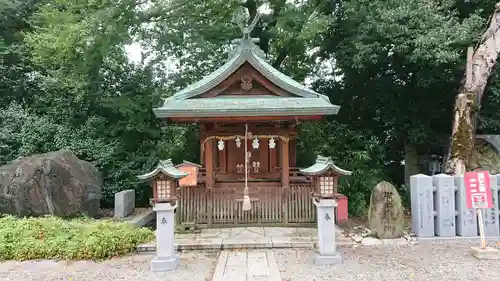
[263,227,298,238]
[196,228,232,239]
[295,227,317,237]
[211,251,281,281]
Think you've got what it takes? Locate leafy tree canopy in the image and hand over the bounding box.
[2,0,500,214]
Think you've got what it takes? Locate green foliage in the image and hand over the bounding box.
[0,103,61,163]
[2,0,500,216]
[297,121,387,216]
[318,0,486,170]
[0,215,154,261]
[136,0,333,90]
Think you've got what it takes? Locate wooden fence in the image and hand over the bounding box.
[175,183,316,227]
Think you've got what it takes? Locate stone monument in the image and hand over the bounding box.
[368,181,405,239]
[114,189,135,218]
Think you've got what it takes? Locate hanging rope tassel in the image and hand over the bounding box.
[242,123,252,211]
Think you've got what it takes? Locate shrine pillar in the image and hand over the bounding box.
[280,136,290,188]
[281,136,290,225]
[205,138,214,189]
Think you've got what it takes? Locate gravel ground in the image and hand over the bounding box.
[2,240,499,281]
[274,239,500,281]
[0,251,218,281]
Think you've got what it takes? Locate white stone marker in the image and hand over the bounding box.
[151,202,179,272]
[313,198,342,265]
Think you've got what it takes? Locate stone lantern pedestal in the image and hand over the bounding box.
[151,202,179,272]
[313,198,342,265]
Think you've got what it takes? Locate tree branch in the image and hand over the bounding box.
[242,0,286,55]
[273,43,289,69]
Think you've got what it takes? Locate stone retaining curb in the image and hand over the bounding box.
[137,238,356,253]
[125,209,155,228]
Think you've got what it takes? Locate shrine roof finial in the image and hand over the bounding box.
[229,8,265,59]
[234,7,260,40]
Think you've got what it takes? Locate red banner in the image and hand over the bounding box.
[465,171,493,209]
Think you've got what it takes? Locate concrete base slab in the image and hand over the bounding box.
[150,255,180,272]
[314,252,342,265]
[470,246,500,260]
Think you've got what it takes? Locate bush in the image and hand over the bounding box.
[0,215,154,261]
[297,121,388,217]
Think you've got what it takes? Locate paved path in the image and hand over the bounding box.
[212,250,281,281]
[138,227,356,252]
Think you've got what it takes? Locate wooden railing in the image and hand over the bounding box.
[175,183,316,227]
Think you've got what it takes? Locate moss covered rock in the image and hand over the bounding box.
[0,150,102,217]
[470,139,500,173]
[368,181,405,239]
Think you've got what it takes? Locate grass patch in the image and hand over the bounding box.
[0,215,155,261]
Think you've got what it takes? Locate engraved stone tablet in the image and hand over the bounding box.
[410,174,435,237]
[433,174,456,237]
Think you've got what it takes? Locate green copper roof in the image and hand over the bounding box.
[299,155,352,176]
[155,95,339,118]
[137,159,189,180]
[153,38,340,118]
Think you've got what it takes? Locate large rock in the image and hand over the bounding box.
[470,139,500,174]
[367,181,404,239]
[0,150,102,217]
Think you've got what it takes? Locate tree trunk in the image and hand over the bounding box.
[445,2,500,176]
[404,141,420,187]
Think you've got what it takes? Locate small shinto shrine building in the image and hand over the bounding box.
[153,32,346,227]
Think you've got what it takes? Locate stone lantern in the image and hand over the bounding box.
[137,159,188,272]
[300,156,352,199]
[138,159,188,204]
[300,155,352,266]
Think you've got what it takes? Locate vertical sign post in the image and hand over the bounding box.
[464,171,493,249]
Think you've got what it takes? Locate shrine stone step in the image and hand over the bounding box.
[136,236,355,253]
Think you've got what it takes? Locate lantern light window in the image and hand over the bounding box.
[320,176,335,195]
[157,179,172,200]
